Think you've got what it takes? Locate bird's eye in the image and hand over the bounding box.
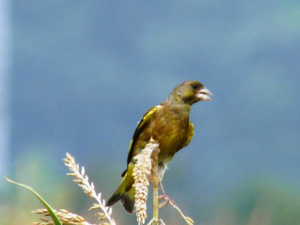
[192,84,198,89]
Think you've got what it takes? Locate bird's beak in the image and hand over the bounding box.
[197,88,212,101]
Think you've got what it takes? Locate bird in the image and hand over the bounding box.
[106,80,212,213]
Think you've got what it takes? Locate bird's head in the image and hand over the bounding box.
[169,81,212,105]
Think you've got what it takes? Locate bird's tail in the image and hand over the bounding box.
[106,164,135,213]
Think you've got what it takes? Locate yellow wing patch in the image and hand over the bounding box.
[126,105,161,165]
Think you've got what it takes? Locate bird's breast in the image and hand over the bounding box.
[148,110,190,159]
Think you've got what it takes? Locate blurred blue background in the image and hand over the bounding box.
[1,1,300,224]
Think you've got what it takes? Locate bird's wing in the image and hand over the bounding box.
[181,121,194,149]
[121,105,161,177]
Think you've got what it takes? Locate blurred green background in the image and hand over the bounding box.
[1,1,300,224]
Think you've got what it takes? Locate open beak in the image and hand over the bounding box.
[197,88,212,101]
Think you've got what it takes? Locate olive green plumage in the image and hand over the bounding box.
[106,81,212,213]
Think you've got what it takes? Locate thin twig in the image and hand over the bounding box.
[168,201,194,225]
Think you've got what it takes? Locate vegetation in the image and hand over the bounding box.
[6,140,194,225]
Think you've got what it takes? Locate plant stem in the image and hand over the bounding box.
[152,148,159,225]
[153,180,158,225]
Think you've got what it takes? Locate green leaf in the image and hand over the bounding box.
[5,177,62,225]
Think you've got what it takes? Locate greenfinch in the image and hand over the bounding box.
[106,81,212,213]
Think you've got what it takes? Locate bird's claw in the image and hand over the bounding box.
[158,182,174,208]
[158,193,174,208]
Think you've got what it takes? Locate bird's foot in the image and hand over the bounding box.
[158,182,174,208]
[158,193,174,208]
